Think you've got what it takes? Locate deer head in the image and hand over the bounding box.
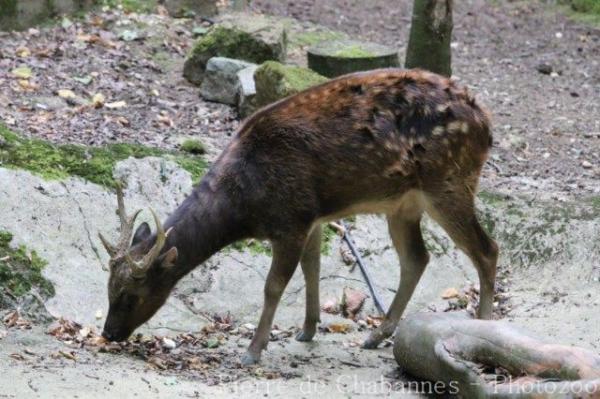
[99,185,178,341]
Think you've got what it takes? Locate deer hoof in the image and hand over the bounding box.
[241,351,260,366]
[295,329,315,342]
[361,337,380,349]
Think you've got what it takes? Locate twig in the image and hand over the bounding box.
[340,359,365,368]
[328,221,388,316]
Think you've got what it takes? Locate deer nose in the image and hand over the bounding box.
[102,329,118,341]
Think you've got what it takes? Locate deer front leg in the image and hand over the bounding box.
[296,224,322,342]
[241,237,305,366]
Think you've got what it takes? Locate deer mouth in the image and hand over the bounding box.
[101,328,130,342]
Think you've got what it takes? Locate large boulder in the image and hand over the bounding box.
[253,61,328,109]
[236,64,258,118]
[308,39,400,78]
[183,14,287,85]
[199,57,256,105]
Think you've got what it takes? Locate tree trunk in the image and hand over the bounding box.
[405,0,453,77]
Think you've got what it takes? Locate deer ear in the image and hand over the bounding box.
[159,247,178,269]
[132,222,151,246]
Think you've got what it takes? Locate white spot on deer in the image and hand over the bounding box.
[432,126,444,136]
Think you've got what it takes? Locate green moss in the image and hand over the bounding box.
[563,0,600,14]
[254,61,328,106]
[333,45,374,58]
[0,0,17,18]
[320,223,338,255]
[180,139,206,155]
[101,0,157,13]
[289,30,346,48]
[191,25,282,64]
[230,239,271,255]
[229,223,338,257]
[0,125,207,188]
[0,231,54,300]
[552,0,600,25]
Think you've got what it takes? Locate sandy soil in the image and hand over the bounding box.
[1,1,599,398]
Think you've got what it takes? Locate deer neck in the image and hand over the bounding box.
[161,180,244,280]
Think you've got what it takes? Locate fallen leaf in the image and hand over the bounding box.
[79,327,91,338]
[92,93,105,108]
[59,350,76,361]
[10,353,26,361]
[192,26,208,37]
[148,356,167,370]
[156,114,174,127]
[341,287,367,319]
[325,323,352,334]
[105,100,127,109]
[18,80,38,91]
[57,89,76,99]
[204,338,220,348]
[88,335,108,346]
[3,310,31,329]
[61,17,73,29]
[73,75,93,85]
[11,66,32,79]
[442,287,460,299]
[15,47,30,57]
[118,30,139,42]
[115,116,130,127]
[321,298,339,314]
[162,337,176,349]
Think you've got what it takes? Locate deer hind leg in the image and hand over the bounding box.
[363,208,429,349]
[242,235,305,366]
[424,191,499,319]
[296,224,322,342]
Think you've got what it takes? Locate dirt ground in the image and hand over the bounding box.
[1,0,600,398]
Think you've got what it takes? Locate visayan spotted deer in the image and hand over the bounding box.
[98,68,498,365]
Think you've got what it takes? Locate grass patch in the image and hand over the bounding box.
[334,45,374,58]
[229,223,340,257]
[547,0,600,25]
[0,231,54,300]
[0,125,207,188]
[180,139,206,155]
[101,0,157,13]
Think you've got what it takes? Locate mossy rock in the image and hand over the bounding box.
[0,230,54,306]
[0,124,207,188]
[183,17,287,85]
[253,61,328,108]
[308,39,400,78]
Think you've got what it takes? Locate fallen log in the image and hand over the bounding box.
[393,312,600,398]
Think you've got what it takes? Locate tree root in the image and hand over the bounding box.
[393,312,600,398]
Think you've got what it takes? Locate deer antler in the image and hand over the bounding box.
[99,186,171,277]
[126,209,172,278]
[98,183,142,259]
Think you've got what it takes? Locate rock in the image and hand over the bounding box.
[254,61,328,108]
[307,39,399,78]
[340,287,367,319]
[183,13,287,85]
[236,64,258,118]
[536,63,553,75]
[199,57,255,105]
[162,0,217,18]
[32,96,67,111]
